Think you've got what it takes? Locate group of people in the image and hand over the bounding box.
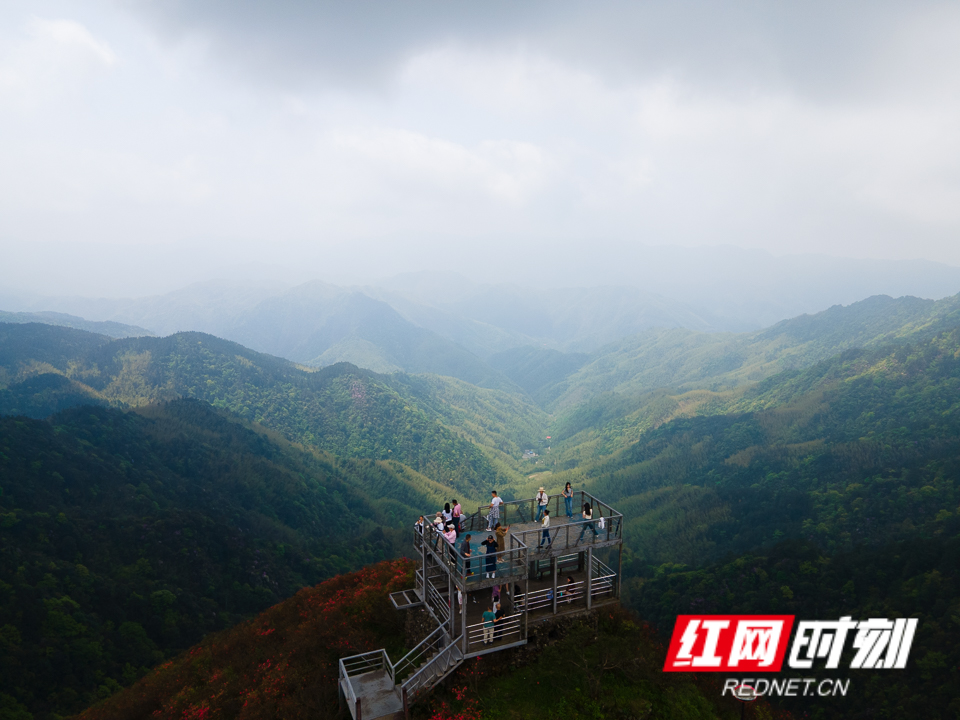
[460,524,507,579]
[480,584,508,644]
[536,482,603,548]
[415,485,609,578]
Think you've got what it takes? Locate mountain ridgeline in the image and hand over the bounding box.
[0,323,548,500]
[1,288,960,718]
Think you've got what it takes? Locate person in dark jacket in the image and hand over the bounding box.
[481,534,498,578]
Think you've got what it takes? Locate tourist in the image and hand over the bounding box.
[565,576,575,603]
[494,595,506,639]
[442,502,453,525]
[452,498,462,535]
[486,490,503,530]
[495,522,507,553]
[462,534,473,576]
[539,509,552,548]
[577,502,599,542]
[482,605,497,645]
[481,534,498,578]
[414,515,425,535]
[535,486,549,522]
[562,482,574,519]
[433,512,445,549]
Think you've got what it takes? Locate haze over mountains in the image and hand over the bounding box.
[4,249,960,394]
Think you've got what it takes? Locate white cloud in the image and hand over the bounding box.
[0,17,116,109]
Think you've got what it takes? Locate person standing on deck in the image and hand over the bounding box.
[462,534,474,576]
[495,522,507,553]
[452,499,462,535]
[539,509,552,548]
[481,534,498,578]
[535,487,549,522]
[482,605,497,645]
[486,490,503,530]
[577,502,599,543]
[414,516,425,535]
[443,523,457,563]
[562,482,574,519]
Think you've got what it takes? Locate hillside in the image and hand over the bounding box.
[0,311,153,339]
[0,401,451,718]
[0,323,542,498]
[75,559,760,720]
[536,293,960,412]
[520,329,960,717]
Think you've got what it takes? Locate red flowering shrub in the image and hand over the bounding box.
[76,558,414,720]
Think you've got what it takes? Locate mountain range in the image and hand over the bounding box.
[3,284,960,717]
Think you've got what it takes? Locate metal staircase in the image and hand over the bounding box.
[339,623,464,720]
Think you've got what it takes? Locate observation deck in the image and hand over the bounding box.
[339,491,623,719]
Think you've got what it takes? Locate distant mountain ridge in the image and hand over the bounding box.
[0,309,153,338]
[0,322,546,495]
[523,292,960,411]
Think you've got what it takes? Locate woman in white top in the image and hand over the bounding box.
[577,502,599,542]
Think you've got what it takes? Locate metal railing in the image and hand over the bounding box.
[394,624,449,683]
[465,612,523,650]
[510,514,622,554]
[419,523,530,585]
[339,649,394,719]
[401,637,464,704]
[423,577,450,626]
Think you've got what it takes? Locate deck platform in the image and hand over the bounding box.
[340,490,623,718]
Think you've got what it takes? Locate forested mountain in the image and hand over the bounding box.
[0,323,544,499]
[531,328,960,717]
[533,292,960,412]
[0,400,450,718]
[3,289,960,717]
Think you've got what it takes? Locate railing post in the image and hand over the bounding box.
[461,586,468,654]
[403,687,409,720]
[446,571,452,636]
[551,555,558,615]
[617,542,623,600]
[586,546,593,610]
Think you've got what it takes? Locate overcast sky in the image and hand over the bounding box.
[1,0,959,296]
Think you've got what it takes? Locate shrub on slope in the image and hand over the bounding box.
[77,559,413,720]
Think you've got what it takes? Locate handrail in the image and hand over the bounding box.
[465,612,523,648]
[394,624,449,681]
[509,513,622,553]
[338,658,359,709]
[401,634,464,703]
